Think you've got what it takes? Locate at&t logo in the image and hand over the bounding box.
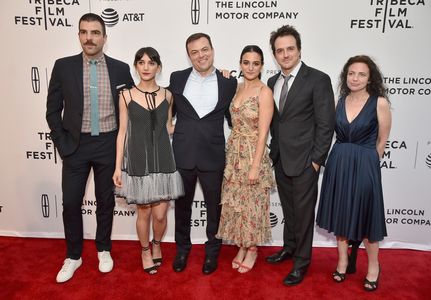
[270,212,278,228]
[426,153,431,169]
[100,8,145,27]
[101,8,119,27]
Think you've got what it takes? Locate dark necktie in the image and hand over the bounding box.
[89,59,99,136]
[278,74,292,114]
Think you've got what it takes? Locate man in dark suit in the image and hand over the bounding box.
[168,33,237,275]
[265,25,335,286]
[46,13,133,283]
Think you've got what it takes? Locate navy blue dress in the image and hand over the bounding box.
[316,95,387,242]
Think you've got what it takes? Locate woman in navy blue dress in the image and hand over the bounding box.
[316,55,391,291]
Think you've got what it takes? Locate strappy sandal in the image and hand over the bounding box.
[364,265,380,292]
[151,239,163,267]
[238,246,258,274]
[332,270,346,283]
[232,247,246,269]
[232,259,242,269]
[142,245,157,275]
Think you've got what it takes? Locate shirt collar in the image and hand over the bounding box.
[83,53,105,65]
[279,60,302,80]
[191,67,216,79]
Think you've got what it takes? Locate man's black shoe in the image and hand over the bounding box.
[265,248,292,264]
[202,256,218,275]
[283,267,308,286]
[172,253,188,272]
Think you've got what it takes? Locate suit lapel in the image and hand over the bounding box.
[72,54,84,100]
[268,72,278,91]
[105,55,119,99]
[177,68,200,119]
[176,68,228,119]
[177,68,192,95]
[212,70,227,113]
[280,64,308,116]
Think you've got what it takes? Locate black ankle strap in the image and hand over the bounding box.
[152,239,161,245]
[142,245,150,251]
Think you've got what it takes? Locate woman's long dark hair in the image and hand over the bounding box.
[339,55,388,100]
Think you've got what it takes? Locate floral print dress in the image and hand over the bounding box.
[216,92,275,247]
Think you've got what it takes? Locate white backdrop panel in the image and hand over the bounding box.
[1,0,430,250]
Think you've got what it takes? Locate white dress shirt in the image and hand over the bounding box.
[274,61,302,111]
[183,68,218,118]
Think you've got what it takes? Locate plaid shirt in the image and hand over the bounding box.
[81,54,117,133]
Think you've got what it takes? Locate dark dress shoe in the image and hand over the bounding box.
[202,256,218,275]
[172,254,188,272]
[266,248,292,264]
[283,267,308,286]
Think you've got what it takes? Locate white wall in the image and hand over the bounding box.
[1,0,430,250]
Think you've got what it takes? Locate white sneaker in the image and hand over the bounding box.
[98,251,113,273]
[56,258,82,283]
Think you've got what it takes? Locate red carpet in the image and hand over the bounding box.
[0,236,429,299]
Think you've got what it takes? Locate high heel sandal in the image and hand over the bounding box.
[364,265,381,292]
[332,270,346,283]
[333,240,360,282]
[238,246,258,274]
[142,245,157,275]
[151,239,163,267]
[346,240,361,274]
[232,247,246,269]
[232,259,242,269]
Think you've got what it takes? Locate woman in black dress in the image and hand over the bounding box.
[316,55,391,291]
[113,47,184,274]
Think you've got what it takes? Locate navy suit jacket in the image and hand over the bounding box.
[268,62,335,176]
[168,68,237,171]
[46,53,133,158]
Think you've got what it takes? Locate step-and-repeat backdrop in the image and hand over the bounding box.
[1,0,430,250]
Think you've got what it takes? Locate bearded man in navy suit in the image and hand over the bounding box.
[168,33,237,275]
[46,13,133,283]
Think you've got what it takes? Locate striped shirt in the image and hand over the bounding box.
[81,54,117,133]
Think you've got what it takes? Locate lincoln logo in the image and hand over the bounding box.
[41,194,49,218]
[31,67,40,94]
[191,0,200,25]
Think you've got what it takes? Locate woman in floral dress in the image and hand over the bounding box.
[217,45,275,273]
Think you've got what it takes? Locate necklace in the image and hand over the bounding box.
[134,84,161,110]
[135,85,160,94]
